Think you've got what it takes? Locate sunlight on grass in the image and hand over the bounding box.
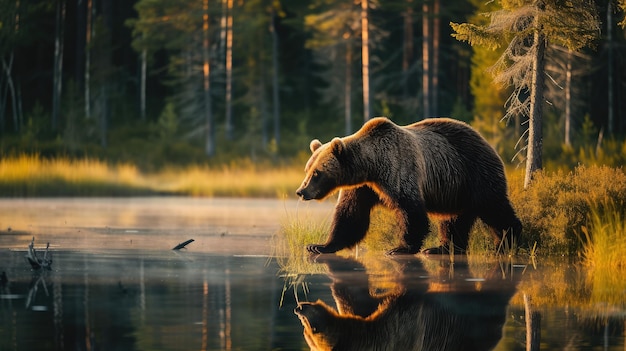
[271,208,332,306]
[580,201,626,311]
[510,165,626,255]
[151,164,303,198]
[0,154,150,196]
[581,201,626,270]
[0,154,304,197]
[272,208,331,271]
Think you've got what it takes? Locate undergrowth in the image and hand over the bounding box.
[509,165,626,256]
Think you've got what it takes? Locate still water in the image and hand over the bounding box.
[0,198,624,350]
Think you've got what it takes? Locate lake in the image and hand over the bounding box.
[0,198,624,350]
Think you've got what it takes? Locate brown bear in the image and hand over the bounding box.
[295,117,522,255]
[294,255,520,351]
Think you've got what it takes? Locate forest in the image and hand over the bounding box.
[0,0,625,170]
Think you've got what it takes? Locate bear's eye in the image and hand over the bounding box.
[312,170,321,179]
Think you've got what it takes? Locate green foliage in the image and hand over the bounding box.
[453,0,600,178]
[157,101,178,140]
[510,165,626,255]
[21,103,47,147]
[453,0,599,90]
[464,0,514,160]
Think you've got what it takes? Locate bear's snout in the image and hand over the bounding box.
[296,187,312,201]
[294,302,316,319]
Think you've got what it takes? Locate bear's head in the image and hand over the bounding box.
[296,138,347,200]
[294,300,362,351]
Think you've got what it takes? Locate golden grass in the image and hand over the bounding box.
[581,202,626,270]
[0,154,304,197]
[150,164,303,198]
[0,154,151,196]
[580,201,626,310]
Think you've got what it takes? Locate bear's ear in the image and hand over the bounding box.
[310,139,323,153]
[330,138,345,156]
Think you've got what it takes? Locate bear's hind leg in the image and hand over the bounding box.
[387,202,430,255]
[423,213,476,255]
[307,186,380,254]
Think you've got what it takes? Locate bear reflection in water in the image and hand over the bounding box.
[294,255,521,351]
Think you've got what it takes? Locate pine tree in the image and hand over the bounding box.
[451,0,599,188]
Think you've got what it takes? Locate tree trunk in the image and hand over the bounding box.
[2,56,18,132]
[52,0,66,131]
[220,0,227,60]
[140,48,147,121]
[564,49,572,147]
[203,0,214,156]
[524,14,545,189]
[75,0,86,88]
[99,0,112,149]
[524,294,541,351]
[402,1,413,100]
[225,0,233,140]
[422,0,431,118]
[361,0,371,122]
[345,40,353,134]
[431,0,439,116]
[607,1,614,135]
[270,8,280,147]
[85,0,93,120]
[260,56,268,148]
[0,64,5,133]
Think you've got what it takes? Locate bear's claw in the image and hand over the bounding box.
[421,245,466,255]
[306,244,337,254]
[386,246,420,255]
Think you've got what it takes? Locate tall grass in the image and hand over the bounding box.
[0,154,152,196]
[151,164,303,198]
[0,154,304,197]
[581,201,626,271]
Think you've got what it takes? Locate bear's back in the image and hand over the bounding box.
[405,118,508,207]
[407,118,504,173]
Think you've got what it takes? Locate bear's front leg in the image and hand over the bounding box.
[386,200,430,255]
[307,186,380,254]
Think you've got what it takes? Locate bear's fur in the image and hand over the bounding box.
[294,255,519,351]
[295,117,522,255]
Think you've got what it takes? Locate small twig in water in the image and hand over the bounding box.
[172,239,195,250]
[25,237,52,270]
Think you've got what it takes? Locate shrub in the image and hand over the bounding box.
[510,165,626,255]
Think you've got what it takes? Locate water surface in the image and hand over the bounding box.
[0,198,624,350]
